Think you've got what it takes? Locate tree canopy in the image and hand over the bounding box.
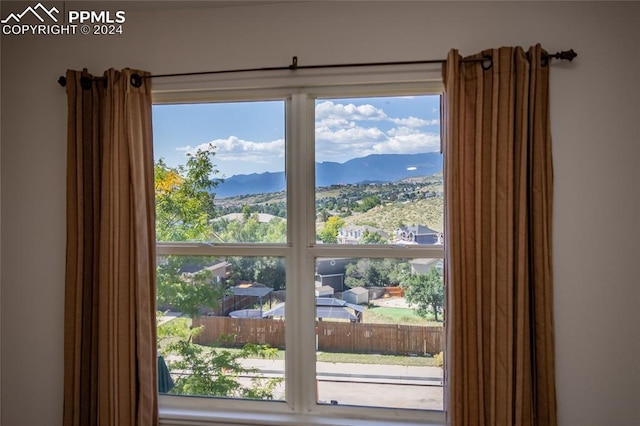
[401,268,444,321]
[155,144,221,242]
[318,216,345,243]
[345,258,408,288]
[155,145,282,400]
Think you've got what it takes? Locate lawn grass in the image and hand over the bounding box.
[316,351,440,367]
[202,344,440,367]
[364,306,443,327]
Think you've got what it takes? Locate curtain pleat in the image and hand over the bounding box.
[443,45,557,426]
[64,69,158,426]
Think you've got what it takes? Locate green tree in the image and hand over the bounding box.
[158,318,281,399]
[155,144,221,242]
[155,145,281,400]
[357,195,381,212]
[317,207,330,223]
[155,145,226,317]
[344,258,406,288]
[255,257,286,291]
[213,214,286,243]
[318,216,345,243]
[227,256,285,291]
[242,204,252,221]
[401,268,444,321]
[360,229,388,244]
[344,261,367,288]
[264,218,287,243]
[156,256,225,317]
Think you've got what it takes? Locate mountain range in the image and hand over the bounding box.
[214,153,443,198]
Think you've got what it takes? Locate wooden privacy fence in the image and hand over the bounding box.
[193,316,444,355]
[318,321,443,355]
[194,316,286,348]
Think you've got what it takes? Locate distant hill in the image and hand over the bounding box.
[214,153,443,198]
[213,171,284,199]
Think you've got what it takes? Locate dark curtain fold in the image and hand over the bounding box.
[63,68,158,426]
[443,45,557,426]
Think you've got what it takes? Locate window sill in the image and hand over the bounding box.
[159,407,445,426]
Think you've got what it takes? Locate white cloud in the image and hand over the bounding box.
[390,117,440,127]
[316,101,438,134]
[316,101,388,122]
[315,125,386,143]
[316,139,377,158]
[372,132,441,154]
[314,100,442,162]
[315,117,354,129]
[315,126,440,162]
[387,126,421,137]
[176,136,284,164]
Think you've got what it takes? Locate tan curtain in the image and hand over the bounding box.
[63,69,158,426]
[443,45,557,426]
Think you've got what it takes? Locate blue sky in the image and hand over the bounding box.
[152,95,440,177]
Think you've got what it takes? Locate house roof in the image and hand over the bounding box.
[179,261,230,275]
[397,225,440,235]
[410,258,441,267]
[315,297,364,312]
[232,283,273,298]
[262,297,364,320]
[316,285,335,294]
[316,258,356,275]
[204,261,231,274]
[344,286,369,295]
[339,224,389,238]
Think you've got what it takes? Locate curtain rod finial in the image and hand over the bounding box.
[58,76,67,87]
[552,49,577,62]
[563,49,578,61]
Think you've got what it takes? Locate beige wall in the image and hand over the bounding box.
[2,2,639,425]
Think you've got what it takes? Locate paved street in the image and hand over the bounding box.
[239,357,443,411]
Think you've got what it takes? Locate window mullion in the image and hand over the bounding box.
[285,92,317,412]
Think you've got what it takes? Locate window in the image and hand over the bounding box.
[153,78,445,425]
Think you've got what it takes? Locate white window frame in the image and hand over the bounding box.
[154,67,446,426]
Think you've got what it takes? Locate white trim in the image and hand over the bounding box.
[159,406,444,426]
[158,396,445,426]
[151,65,443,102]
[156,242,290,257]
[310,245,444,260]
[153,70,446,425]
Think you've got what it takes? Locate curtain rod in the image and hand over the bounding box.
[57,50,577,88]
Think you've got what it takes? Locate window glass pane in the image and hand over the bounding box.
[315,96,443,245]
[153,101,286,243]
[314,257,444,410]
[157,255,286,401]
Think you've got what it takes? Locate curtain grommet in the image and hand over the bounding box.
[541,56,549,68]
[130,74,143,88]
[481,55,493,71]
[80,76,92,91]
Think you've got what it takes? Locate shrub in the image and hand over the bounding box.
[158,316,282,399]
[433,351,444,368]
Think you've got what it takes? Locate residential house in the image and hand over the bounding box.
[337,224,388,244]
[315,258,357,292]
[409,258,444,275]
[395,225,443,245]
